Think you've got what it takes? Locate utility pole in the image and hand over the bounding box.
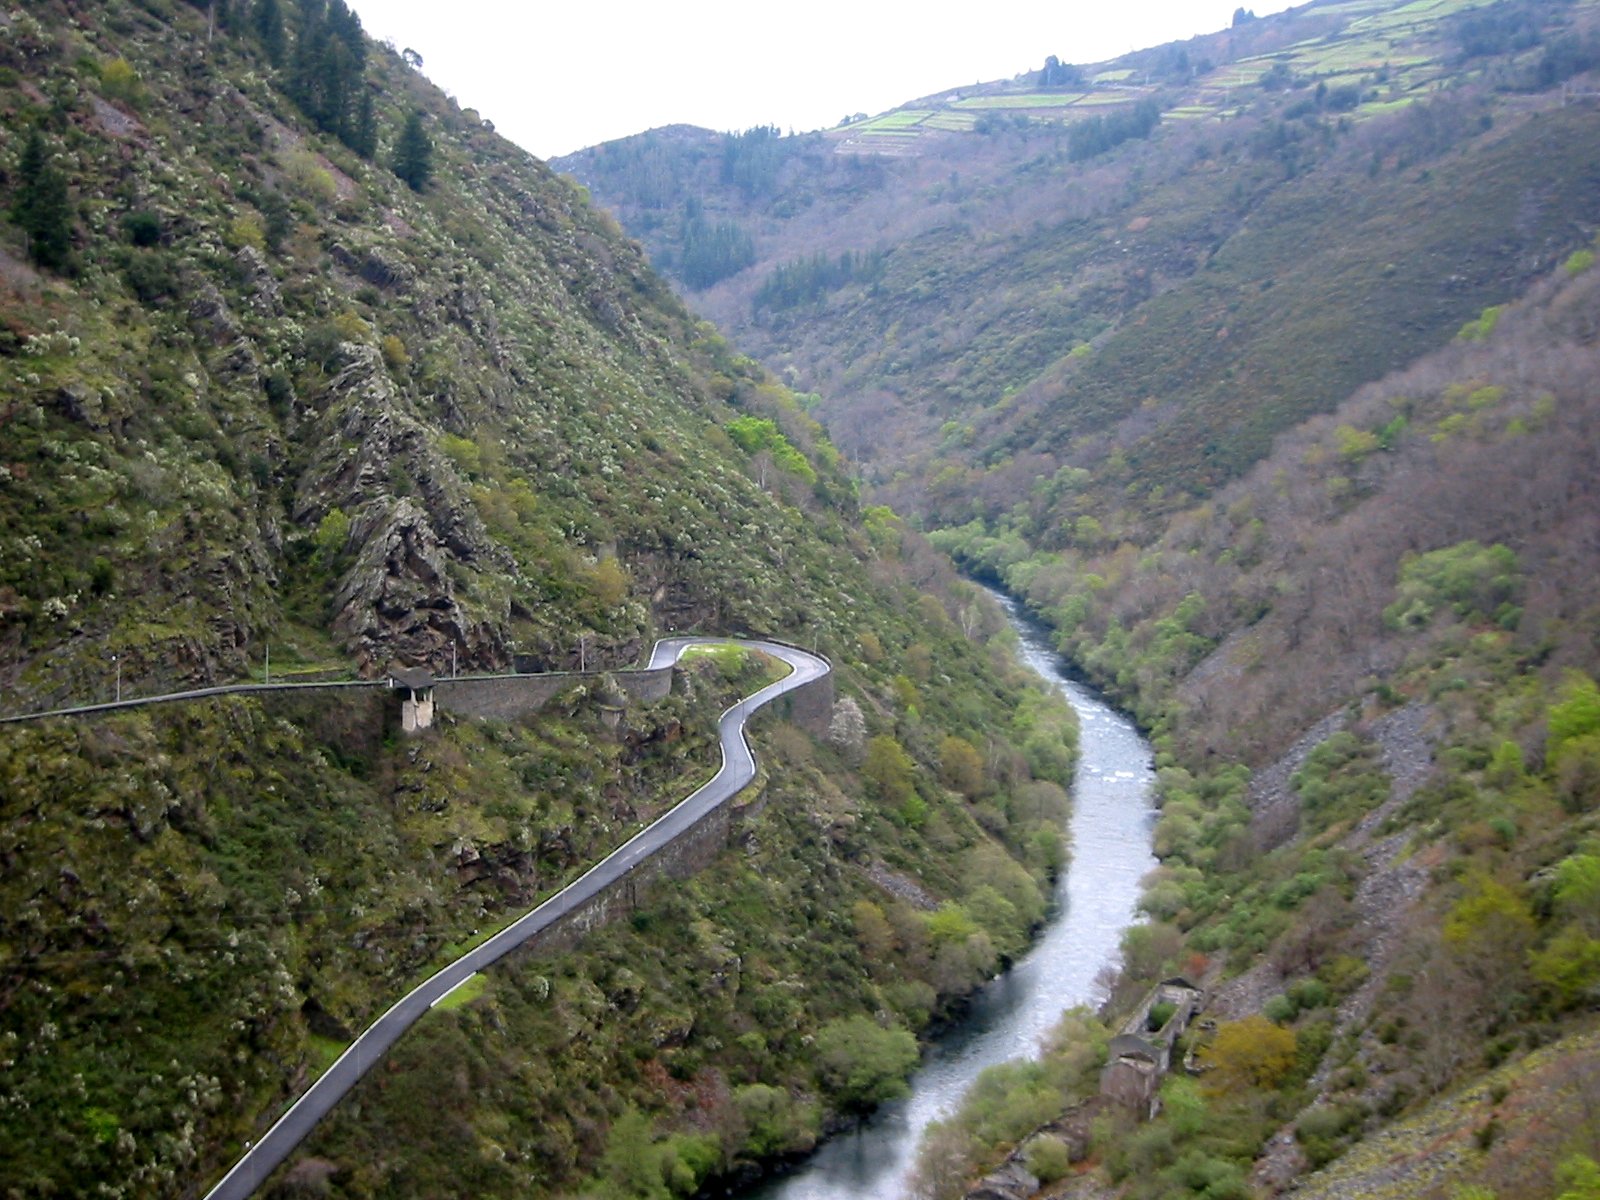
[112,654,120,703]
[264,643,270,685]
[452,644,457,679]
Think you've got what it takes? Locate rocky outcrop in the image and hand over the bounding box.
[967,1158,1040,1200]
[1247,710,1345,852]
[961,1103,1106,1200]
[298,343,514,674]
[233,244,282,315]
[329,240,416,294]
[189,283,241,344]
[55,383,109,431]
[329,496,503,674]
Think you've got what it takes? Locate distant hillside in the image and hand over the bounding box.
[925,245,1600,1200]
[0,5,1083,1199]
[557,0,1600,523]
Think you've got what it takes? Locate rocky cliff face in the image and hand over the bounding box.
[298,342,512,673]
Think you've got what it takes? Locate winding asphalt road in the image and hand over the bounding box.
[201,637,829,1200]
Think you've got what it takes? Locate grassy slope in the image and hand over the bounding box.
[996,99,1600,504]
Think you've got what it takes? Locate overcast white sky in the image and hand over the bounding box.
[352,1,1300,160]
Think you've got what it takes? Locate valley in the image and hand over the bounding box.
[748,593,1156,1200]
[559,0,1600,1196]
[1,0,1598,1198]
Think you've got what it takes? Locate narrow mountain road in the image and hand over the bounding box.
[201,637,828,1200]
[0,679,384,725]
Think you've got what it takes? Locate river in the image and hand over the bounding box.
[745,591,1158,1200]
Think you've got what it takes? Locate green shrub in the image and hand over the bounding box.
[311,507,352,567]
[121,210,161,246]
[813,1015,919,1110]
[1317,955,1369,999]
[1385,541,1522,630]
[1024,1136,1072,1182]
[1287,977,1329,1011]
[1164,1149,1251,1198]
[1457,304,1504,341]
[734,1083,817,1157]
[1549,674,1600,761]
[725,416,817,484]
[1296,1103,1364,1167]
[99,58,144,106]
[1291,733,1388,830]
[121,248,180,302]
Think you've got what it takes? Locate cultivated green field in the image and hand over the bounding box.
[815,0,1600,155]
[923,112,979,131]
[952,93,1090,109]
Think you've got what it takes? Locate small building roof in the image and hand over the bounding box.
[388,666,436,691]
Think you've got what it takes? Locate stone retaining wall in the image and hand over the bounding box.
[429,667,674,722]
[510,793,738,960]
[770,667,835,737]
[487,667,832,962]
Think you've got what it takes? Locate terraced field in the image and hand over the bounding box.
[1188,0,1598,121]
[818,0,1599,155]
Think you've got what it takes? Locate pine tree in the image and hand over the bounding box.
[253,0,285,65]
[280,0,370,152]
[351,89,376,159]
[326,0,366,69]
[10,128,72,270]
[393,111,432,192]
[284,7,322,113]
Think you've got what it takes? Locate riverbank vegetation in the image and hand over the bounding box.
[917,205,1600,1200]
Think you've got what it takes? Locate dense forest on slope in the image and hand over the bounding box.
[561,1,1600,1197]
[0,4,1082,1198]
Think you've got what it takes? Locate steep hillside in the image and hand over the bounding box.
[0,4,1082,1199]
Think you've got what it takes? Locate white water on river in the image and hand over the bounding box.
[747,591,1157,1200]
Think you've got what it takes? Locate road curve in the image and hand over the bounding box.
[202,637,829,1200]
